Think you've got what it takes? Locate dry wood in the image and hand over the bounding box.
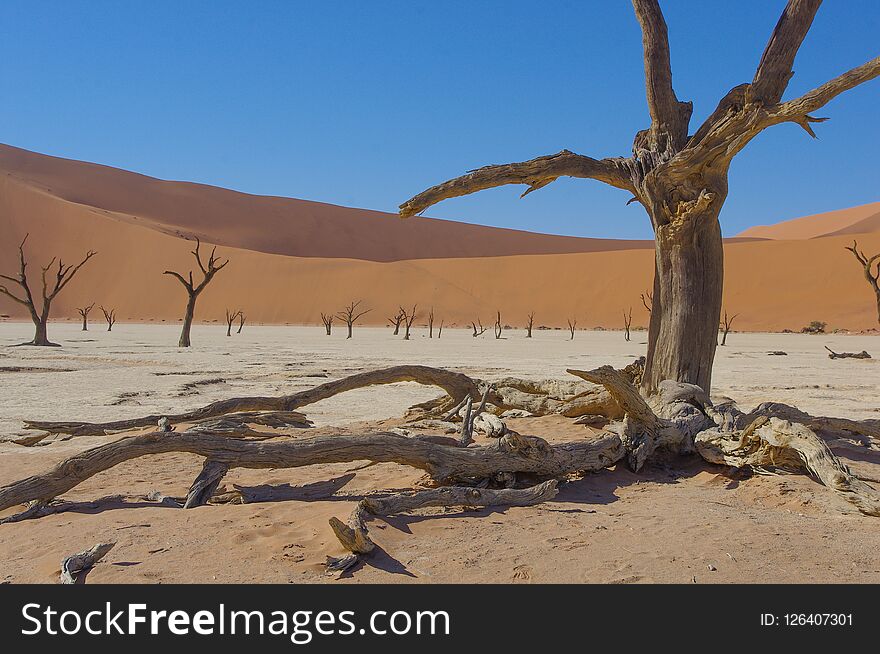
[225,308,242,336]
[387,309,404,335]
[824,346,871,360]
[0,429,623,513]
[567,318,577,340]
[696,416,880,517]
[0,233,97,346]
[320,312,334,335]
[526,311,535,338]
[719,309,738,346]
[329,480,558,559]
[237,312,245,333]
[400,304,417,340]
[23,365,482,436]
[494,311,503,339]
[164,238,228,347]
[60,542,115,584]
[623,307,633,342]
[844,240,879,323]
[471,319,487,337]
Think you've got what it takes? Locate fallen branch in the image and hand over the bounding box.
[328,480,559,569]
[24,365,481,437]
[824,345,871,360]
[0,429,623,512]
[61,542,115,584]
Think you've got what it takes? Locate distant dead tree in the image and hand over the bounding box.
[164,238,229,348]
[237,312,245,334]
[388,309,405,335]
[77,303,95,331]
[0,234,96,346]
[624,307,633,342]
[526,312,535,338]
[845,240,880,324]
[399,0,880,395]
[427,307,435,338]
[641,291,653,314]
[99,306,116,332]
[437,319,444,338]
[401,305,418,340]
[494,311,503,339]
[471,319,487,337]
[567,318,577,340]
[225,309,242,336]
[337,300,371,339]
[719,309,739,346]
[320,313,334,335]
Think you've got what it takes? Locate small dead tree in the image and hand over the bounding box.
[0,234,97,346]
[337,300,371,339]
[567,318,577,340]
[99,306,116,332]
[401,305,418,340]
[77,303,95,331]
[237,312,245,334]
[471,319,487,337]
[845,240,880,325]
[320,313,334,335]
[719,309,739,346]
[164,239,229,348]
[225,309,242,336]
[624,307,633,342]
[437,319,444,338]
[427,307,435,338]
[494,310,503,339]
[388,309,405,335]
[526,311,535,338]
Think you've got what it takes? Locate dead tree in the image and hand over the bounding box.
[337,300,370,339]
[401,305,418,340]
[567,318,577,340]
[320,313,334,335]
[437,319,444,338]
[719,309,739,346]
[0,234,96,346]
[77,303,95,331]
[624,307,633,341]
[845,240,880,325]
[526,312,535,338]
[427,307,435,338]
[99,306,116,332]
[399,0,880,393]
[471,319,487,337]
[388,309,405,335]
[164,239,229,348]
[225,309,242,336]
[237,312,245,334]
[494,310,503,339]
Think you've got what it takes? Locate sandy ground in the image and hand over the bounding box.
[1,323,879,584]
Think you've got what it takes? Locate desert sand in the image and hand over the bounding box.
[1,323,878,584]
[3,145,880,332]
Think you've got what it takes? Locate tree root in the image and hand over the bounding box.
[696,416,880,516]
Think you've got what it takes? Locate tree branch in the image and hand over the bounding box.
[631,0,692,151]
[773,55,880,121]
[751,0,822,104]
[399,150,633,218]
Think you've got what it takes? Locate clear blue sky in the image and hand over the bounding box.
[1,1,877,239]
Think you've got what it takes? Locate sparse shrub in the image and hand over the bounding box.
[801,320,827,334]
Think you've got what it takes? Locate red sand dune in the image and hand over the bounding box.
[737,201,880,240]
[1,145,879,332]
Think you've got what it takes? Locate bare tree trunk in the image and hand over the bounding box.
[31,315,53,347]
[643,199,724,393]
[526,312,534,338]
[428,307,434,338]
[237,313,245,334]
[494,311,502,339]
[179,296,196,347]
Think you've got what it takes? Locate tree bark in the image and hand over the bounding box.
[179,296,196,347]
[642,197,724,393]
